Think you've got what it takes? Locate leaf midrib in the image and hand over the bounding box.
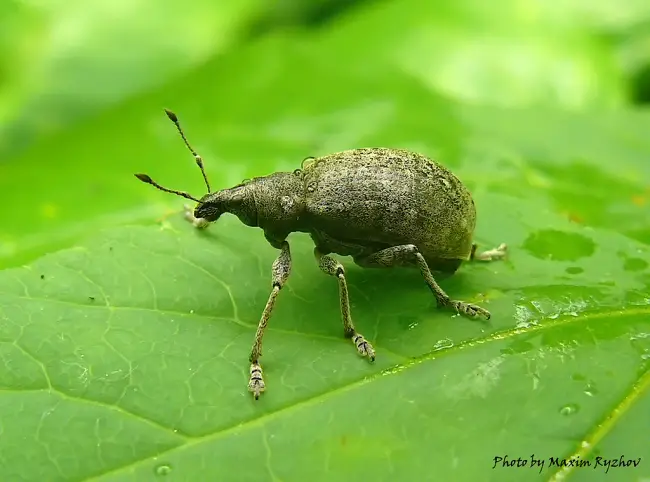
[546,368,650,482]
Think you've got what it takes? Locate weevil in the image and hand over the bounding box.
[136,109,507,399]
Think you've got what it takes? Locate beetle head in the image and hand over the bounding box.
[136,109,302,231]
[193,183,256,226]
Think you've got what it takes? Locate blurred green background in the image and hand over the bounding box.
[1,0,649,268]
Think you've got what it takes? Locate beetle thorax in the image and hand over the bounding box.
[251,171,306,232]
[194,171,305,232]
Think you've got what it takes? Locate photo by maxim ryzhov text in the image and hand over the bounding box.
[492,454,642,474]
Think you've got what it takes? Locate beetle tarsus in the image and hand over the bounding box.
[471,243,508,261]
[248,362,265,399]
[353,333,376,361]
[448,300,491,320]
[183,203,210,229]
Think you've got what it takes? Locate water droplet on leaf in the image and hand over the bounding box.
[584,382,598,397]
[155,464,172,476]
[559,403,579,415]
[433,338,453,351]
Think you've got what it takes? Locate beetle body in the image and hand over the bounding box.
[196,148,476,272]
[136,110,506,399]
[301,148,476,272]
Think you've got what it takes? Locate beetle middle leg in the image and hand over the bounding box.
[182,203,210,229]
[314,248,376,362]
[247,240,292,399]
[354,244,491,320]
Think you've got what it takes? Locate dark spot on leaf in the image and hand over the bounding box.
[40,274,45,280]
[565,266,583,275]
[523,229,595,261]
[88,296,95,302]
[623,257,648,272]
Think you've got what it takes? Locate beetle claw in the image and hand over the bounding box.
[352,334,376,361]
[450,300,491,320]
[473,243,508,261]
[248,362,265,399]
[183,203,210,229]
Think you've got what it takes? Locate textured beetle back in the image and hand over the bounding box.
[301,148,476,261]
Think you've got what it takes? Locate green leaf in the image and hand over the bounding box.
[2,98,650,482]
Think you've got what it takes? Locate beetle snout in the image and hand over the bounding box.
[194,202,221,222]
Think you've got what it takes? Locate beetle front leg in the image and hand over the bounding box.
[248,240,291,399]
[314,248,375,361]
[182,203,210,229]
[355,244,491,320]
[470,242,507,261]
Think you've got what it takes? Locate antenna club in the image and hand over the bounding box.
[135,173,153,183]
[164,108,178,122]
[134,171,202,203]
[163,108,211,194]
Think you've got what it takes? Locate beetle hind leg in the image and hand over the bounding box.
[314,248,375,361]
[354,244,491,320]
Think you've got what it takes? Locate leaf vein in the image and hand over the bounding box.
[0,294,407,359]
[175,254,240,322]
[546,365,650,482]
[79,305,649,481]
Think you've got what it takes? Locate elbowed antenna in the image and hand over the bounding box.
[164,109,211,193]
[134,173,201,203]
